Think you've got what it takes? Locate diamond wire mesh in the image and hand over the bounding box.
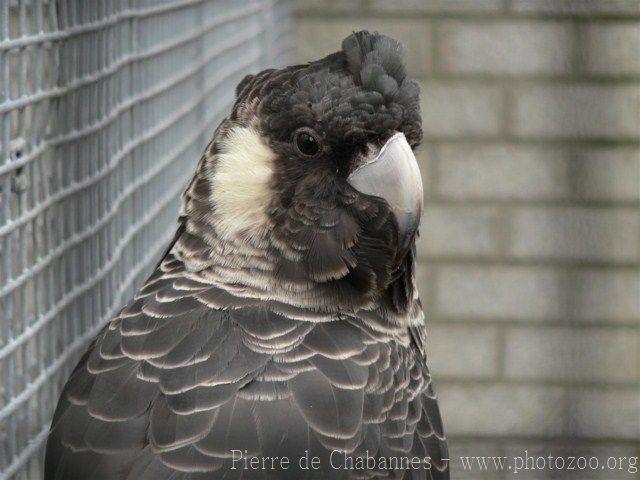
[0,1,293,478]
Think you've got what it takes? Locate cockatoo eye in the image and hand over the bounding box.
[293,128,322,158]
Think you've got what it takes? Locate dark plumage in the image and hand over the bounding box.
[45,31,449,479]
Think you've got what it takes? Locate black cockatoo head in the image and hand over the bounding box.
[178,31,424,319]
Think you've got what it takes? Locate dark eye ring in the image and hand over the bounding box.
[293,128,322,158]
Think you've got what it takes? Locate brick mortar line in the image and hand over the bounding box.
[496,326,508,380]
[430,17,442,74]
[422,196,640,209]
[497,77,514,139]
[417,256,640,268]
[436,378,640,389]
[424,253,640,265]
[422,137,640,146]
[573,15,588,77]
[422,263,438,322]
[427,317,640,330]
[493,205,512,258]
[295,11,640,22]
[445,434,640,447]
[418,72,640,83]
[425,144,440,205]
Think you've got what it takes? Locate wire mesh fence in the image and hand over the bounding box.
[0,1,293,478]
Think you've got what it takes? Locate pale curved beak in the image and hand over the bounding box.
[347,132,423,253]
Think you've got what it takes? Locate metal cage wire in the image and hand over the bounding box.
[0,1,293,478]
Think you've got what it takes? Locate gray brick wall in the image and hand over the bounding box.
[295,1,640,477]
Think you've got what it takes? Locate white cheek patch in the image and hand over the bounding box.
[209,125,276,239]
